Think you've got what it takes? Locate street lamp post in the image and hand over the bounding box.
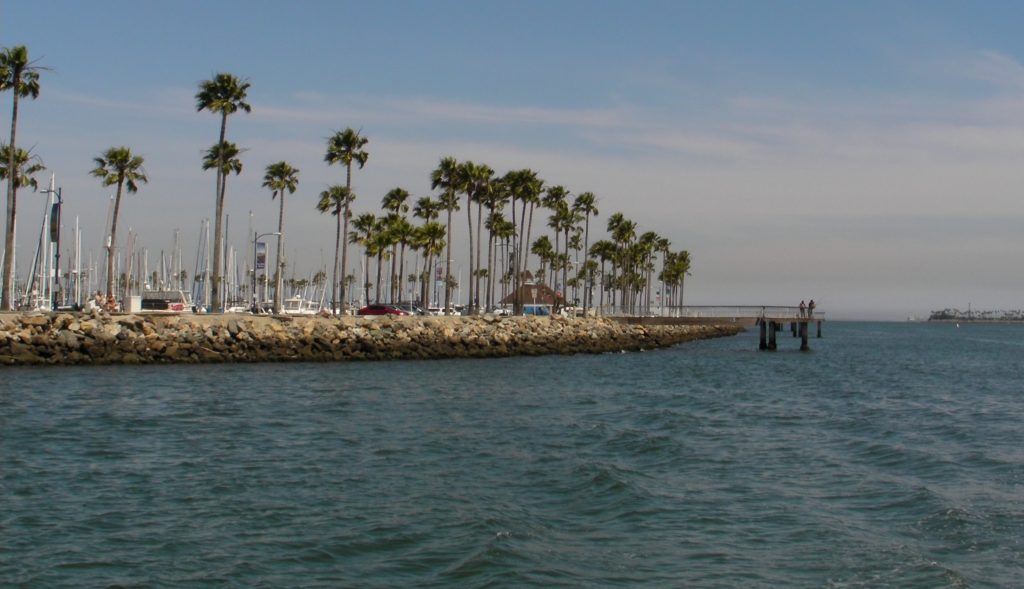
[252,231,280,313]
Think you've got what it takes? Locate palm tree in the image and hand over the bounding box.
[201,140,244,310]
[261,161,299,313]
[0,45,43,311]
[91,147,148,303]
[589,240,616,314]
[350,212,377,305]
[573,191,598,313]
[416,221,447,308]
[501,169,542,314]
[196,73,251,313]
[390,216,415,303]
[430,156,460,313]
[381,187,410,302]
[456,161,494,314]
[0,145,45,303]
[531,235,554,288]
[317,184,354,314]
[325,128,369,313]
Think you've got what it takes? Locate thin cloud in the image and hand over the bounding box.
[963,50,1024,91]
[254,94,634,129]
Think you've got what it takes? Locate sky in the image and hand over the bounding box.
[4,0,1024,319]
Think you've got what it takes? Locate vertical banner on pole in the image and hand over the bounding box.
[50,203,61,243]
[255,241,267,270]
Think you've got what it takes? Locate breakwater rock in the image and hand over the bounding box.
[0,312,743,366]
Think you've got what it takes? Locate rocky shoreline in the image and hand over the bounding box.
[0,312,743,366]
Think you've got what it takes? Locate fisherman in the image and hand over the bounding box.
[799,300,806,317]
[808,299,816,318]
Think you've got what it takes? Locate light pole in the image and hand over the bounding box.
[252,231,280,313]
[40,185,63,311]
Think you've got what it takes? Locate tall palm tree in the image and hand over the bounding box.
[501,169,542,314]
[390,216,415,303]
[0,144,45,301]
[415,221,447,308]
[381,187,410,302]
[196,73,251,313]
[201,140,244,310]
[261,161,299,313]
[350,212,377,305]
[573,191,598,313]
[91,147,148,303]
[325,128,368,313]
[317,184,354,314]
[430,156,460,313]
[590,239,616,314]
[0,45,43,310]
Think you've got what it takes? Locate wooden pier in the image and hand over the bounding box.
[611,306,824,351]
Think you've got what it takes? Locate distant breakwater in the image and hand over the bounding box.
[0,312,743,366]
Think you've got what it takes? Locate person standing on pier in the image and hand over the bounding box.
[799,300,806,317]
[807,299,816,318]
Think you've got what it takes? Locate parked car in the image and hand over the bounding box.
[357,304,411,316]
[393,302,426,315]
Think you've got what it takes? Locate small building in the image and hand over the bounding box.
[499,283,562,315]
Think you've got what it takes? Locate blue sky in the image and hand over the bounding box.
[5,1,1024,318]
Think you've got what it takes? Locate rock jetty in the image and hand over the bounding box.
[0,312,743,366]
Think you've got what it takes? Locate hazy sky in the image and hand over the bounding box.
[4,1,1024,319]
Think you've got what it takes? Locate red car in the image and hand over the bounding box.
[356,304,411,316]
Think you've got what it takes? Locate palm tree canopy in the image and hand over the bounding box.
[317,184,354,216]
[0,143,44,191]
[543,185,570,210]
[262,161,299,197]
[413,196,440,221]
[195,73,252,116]
[573,191,598,217]
[381,187,410,214]
[202,141,244,176]
[0,45,42,99]
[431,156,461,209]
[325,128,369,169]
[90,146,148,193]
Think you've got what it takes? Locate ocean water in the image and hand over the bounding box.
[1,321,1022,587]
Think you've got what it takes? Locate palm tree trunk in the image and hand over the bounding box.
[521,203,534,287]
[106,182,124,301]
[510,196,519,315]
[475,199,483,312]
[375,251,383,303]
[421,250,431,308]
[465,193,474,314]
[398,243,406,303]
[1,79,21,310]
[273,191,285,314]
[486,225,495,309]
[339,163,353,313]
[210,113,228,312]
[583,216,591,313]
[340,208,350,312]
[444,202,453,313]
[364,251,371,305]
[331,205,341,313]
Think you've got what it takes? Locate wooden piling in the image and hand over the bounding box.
[768,321,777,350]
[759,319,767,350]
[817,320,822,338]
[799,321,809,351]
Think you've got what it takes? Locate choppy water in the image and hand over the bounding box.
[1,321,1022,587]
